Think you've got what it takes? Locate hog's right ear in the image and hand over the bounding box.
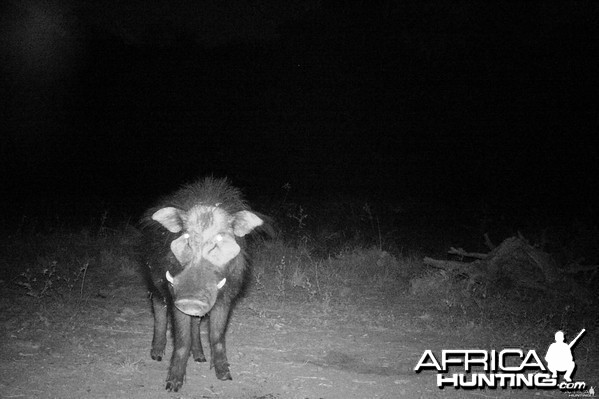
[232,210,263,237]
[152,207,184,233]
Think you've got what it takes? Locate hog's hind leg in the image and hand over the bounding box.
[150,295,167,361]
[191,316,206,362]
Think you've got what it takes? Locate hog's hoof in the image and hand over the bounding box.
[193,354,207,363]
[215,365,232,381]
[150,349,163,361]
[166,365,186,392]
[216,370,232,381]
[165,376,184,392]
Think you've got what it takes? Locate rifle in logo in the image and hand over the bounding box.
[568,329,585,348]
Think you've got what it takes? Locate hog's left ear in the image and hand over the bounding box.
[152,207,184,233]
[232,211,263,237]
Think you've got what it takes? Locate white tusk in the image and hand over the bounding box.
[165,270,174,284]
[216,278,226,289]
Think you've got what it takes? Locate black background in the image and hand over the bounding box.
[2,1,597,225]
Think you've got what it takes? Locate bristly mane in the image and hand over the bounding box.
[143,177,248,225]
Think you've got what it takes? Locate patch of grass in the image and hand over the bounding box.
[2,215,141,301]
[251,239,317,297]
[405,265,599,354]
[15,257,90,299]
[110,356,144,374]
[251,236,420,304]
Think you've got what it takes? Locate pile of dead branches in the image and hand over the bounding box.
[423,234,597,299]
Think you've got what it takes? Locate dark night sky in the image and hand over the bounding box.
[1,1,598,220]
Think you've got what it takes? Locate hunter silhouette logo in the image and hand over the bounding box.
[415,328,588,390]
[545,329,585,383]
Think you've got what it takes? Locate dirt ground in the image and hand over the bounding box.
[0,268,593,399]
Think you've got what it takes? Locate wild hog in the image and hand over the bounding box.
[140,177,264,391]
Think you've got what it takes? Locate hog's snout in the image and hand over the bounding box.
[166,270,228,317]
[175,298,210,316]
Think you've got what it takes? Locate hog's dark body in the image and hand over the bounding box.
[140,177,261,392]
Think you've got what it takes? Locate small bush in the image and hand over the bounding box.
[15,256,90,299]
